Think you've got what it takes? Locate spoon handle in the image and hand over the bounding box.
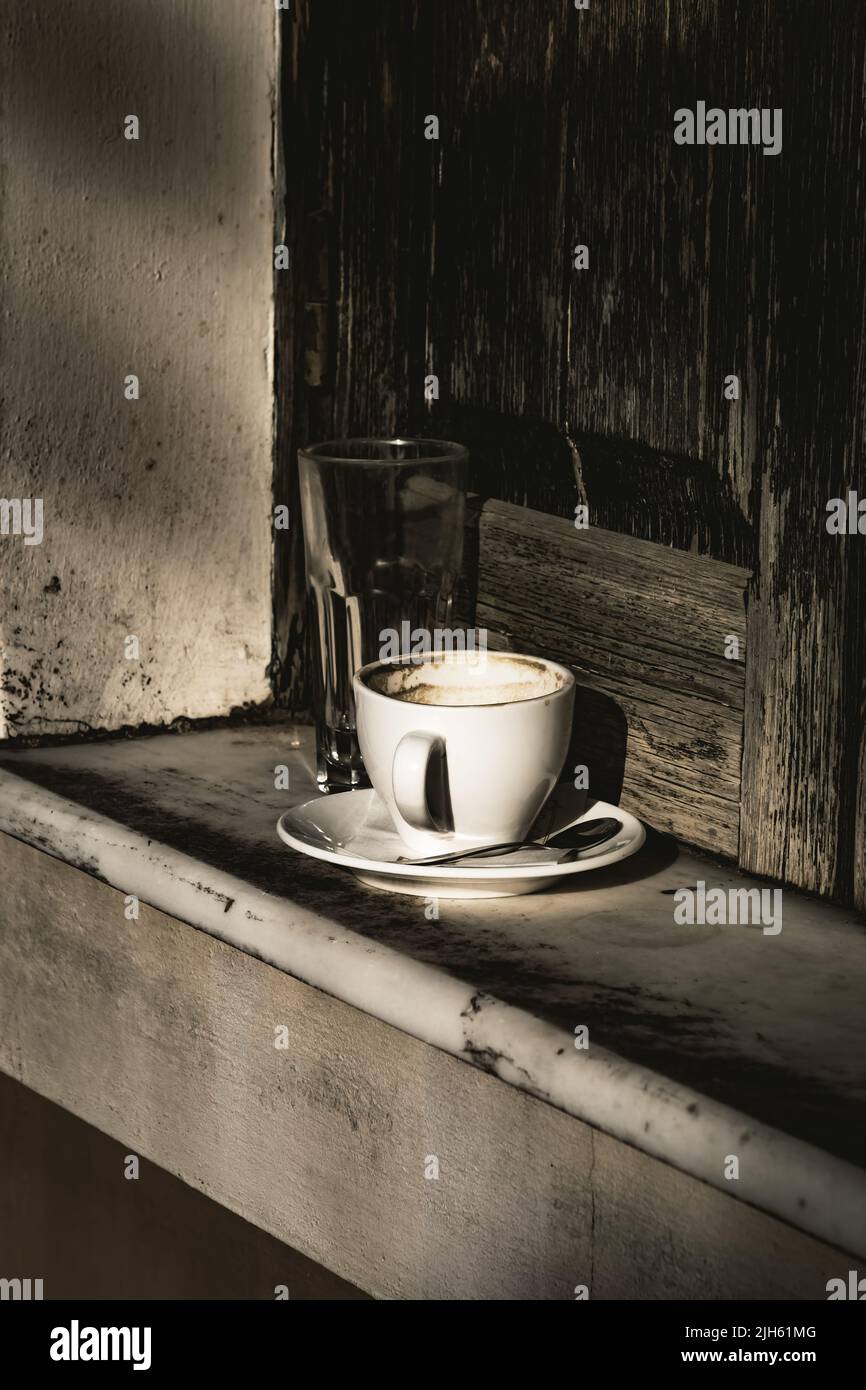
[396,817,620,867]
[396,839,525,866]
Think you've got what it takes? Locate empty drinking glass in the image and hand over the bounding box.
[298,438,468,790]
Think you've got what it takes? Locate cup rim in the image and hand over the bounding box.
[353,650,575,710]
[298,437,468,466]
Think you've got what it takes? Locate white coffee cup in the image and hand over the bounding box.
[353,650,576,857]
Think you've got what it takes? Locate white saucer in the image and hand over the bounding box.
[276,785,645,899]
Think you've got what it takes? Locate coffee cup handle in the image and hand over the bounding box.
[392,731,449,833]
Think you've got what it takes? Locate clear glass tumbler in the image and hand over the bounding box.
[298,438,468,790]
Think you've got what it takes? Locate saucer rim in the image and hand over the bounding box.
[276,793,645,881]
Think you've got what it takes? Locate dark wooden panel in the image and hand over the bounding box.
[407,1,758,563]
[564,0,771,563]
[740,10,866,903]
[274,1,433,712]
[278,0,757,698]
[857,714,866,913]
[473,500,748,856]
[417,1,573,511]
[272,3,320,712]
[278,2,866,903]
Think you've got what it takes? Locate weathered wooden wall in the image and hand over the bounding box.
[276,1,866,906]
[738,13,866,906]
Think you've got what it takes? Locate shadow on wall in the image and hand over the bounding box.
[566,685,628,810]
[0,1069,368,1299]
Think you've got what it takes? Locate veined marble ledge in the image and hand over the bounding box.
[0,723,864,1259]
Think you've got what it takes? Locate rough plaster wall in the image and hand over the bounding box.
[0,1,276,737]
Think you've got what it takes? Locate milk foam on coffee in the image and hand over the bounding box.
[366,652,566,706]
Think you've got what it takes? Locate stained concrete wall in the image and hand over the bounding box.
[0,1,276,738]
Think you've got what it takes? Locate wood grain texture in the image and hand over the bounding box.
[277,2,866,904]
[740,9,866,903]
[272,5,330,711]
[0,831,848,1299]
[420,0,572,499]
[472,500,748,856]
[564,0,771,560]
[273,1,430,709]
[275,1,753,673]
[857,711,866,912]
